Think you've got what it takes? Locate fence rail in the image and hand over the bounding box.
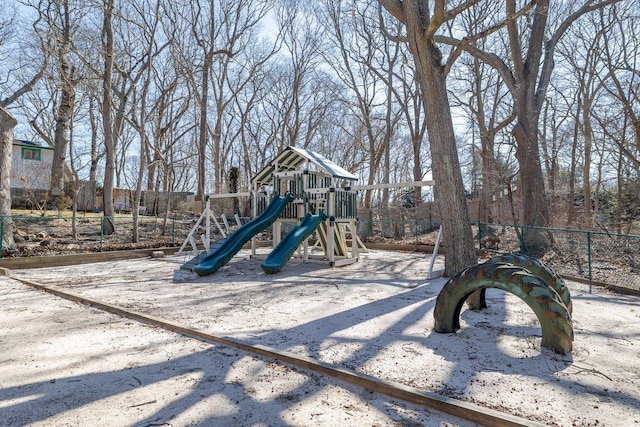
[0,215,198,257]
[2,215,639,292]
[358,219,640,292]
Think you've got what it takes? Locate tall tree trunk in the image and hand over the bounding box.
[404,7,476,276]
[133,133,148,243]
[616,144,623,234]
[50,76,75,200]
[381,64,394,232]
[479,134,499,224]
[412,134,423,206]
[229,166,240,216]
[101,0,116,235]
[512,104,549,232]
[88,98,99,212]
[147,151,159,191]
[213,106,223,194]
[50,0,76,207]
[196,54,212,202]
[581,103,593,229]
[567,101,580,226]
[0,107,17,252]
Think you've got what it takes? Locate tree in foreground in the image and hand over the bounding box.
[435,0,623,250]
[377,0,477,276]
[0,108,17,251]
[0,3,47,251]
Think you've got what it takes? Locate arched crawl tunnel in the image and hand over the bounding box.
[487,253,572,315]
[434,262,574,355]
[467,253,573,314]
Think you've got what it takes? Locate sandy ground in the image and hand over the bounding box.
[1,249,639,427]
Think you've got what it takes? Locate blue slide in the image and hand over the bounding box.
[261,212,327,274]
[191,194,293,276]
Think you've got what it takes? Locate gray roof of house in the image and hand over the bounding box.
[252,146,358,186]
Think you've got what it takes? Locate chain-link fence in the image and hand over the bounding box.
[475,222,640,291]
[357,218,441,245]
[3,214,639,292]
[359,219,640,292]
[0,214,200,257]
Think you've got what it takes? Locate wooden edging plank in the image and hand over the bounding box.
[560,274,640,297]
[11,275,544,427]
[0,247,182,270]
[4,244,636,298]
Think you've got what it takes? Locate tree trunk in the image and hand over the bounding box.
[132,132,148,243]
[403,9,476,276]
[412,134,423,207]
[567,103,580,226]
[88,97,99,212]
[616,145,623,234]
[229,166,240,217]
[423,67,477,276]
[50,0,76,206]
[213,107,223,194]
[51,77,75,200]
[0,107,17,252]
[581,97,594,229]
[196,54,212,202]
[101,0,115,235]
[512,105,549,252]
[479,135,499,224]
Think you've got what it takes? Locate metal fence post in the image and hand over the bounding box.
[477,220,483,250]
[0,215,4,258]
[100,217,104,250]
[587,231,592,293]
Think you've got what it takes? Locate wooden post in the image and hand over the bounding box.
[251,188,257,257]
[328,188,336,264]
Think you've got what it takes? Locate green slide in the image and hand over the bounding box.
[191,194,293,276]
[261,212,327,274]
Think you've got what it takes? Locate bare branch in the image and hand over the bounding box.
[0,60,47,108]
[446,0,484,22]
[377,0,405,23]
[0,9,49,108]
[435,35,517,94]
[378,3,407,43]
[537,0,623,104]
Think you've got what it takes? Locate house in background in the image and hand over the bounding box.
[10,139,54,208]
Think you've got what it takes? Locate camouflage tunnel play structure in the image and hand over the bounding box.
[434,253,574,355]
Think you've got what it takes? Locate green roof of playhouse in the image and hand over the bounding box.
[252,146,358,186]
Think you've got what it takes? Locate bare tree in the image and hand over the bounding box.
[123,0,166,242]
[598,3,640,164]
[0,3,47,251]
[46,0,78,206]
[272,2,320,148]
[596,3,640,232]
[433,0,622,250]
[0,107,18,250]
[394,48,429,208]
[449,4,514,226]
[100,0,116,234]
[377,0,477,275]
[168,1,232,201]
[559,17,608,229]
[320,0,401,211]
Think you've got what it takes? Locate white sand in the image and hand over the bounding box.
[1,249,638,426]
